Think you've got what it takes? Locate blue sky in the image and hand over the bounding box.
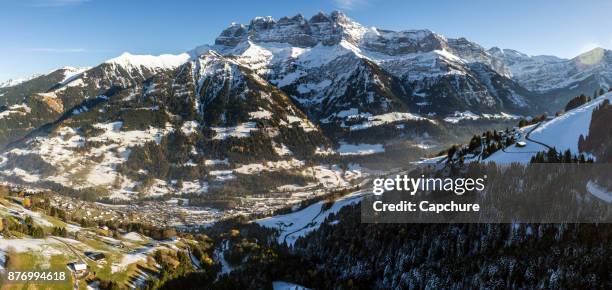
[1,0,611,81]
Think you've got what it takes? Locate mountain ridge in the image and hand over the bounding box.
[1,11,609,199]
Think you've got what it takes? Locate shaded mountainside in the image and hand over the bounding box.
[579,98,612,162]
[0,62,174,148]
[291,206,611,289]
[148,203,611,290]
[0,51,341,200]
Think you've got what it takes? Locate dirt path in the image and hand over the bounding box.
[50,237,88,290]
[50,237,86,263]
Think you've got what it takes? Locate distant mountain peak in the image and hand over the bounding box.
[574,47,609,66]
[488,47,530,58]
[0,74,41,88]
[104,51,191,69]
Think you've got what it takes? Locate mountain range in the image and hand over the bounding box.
[1,11,611,200]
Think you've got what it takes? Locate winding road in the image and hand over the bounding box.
[500,121,552,154]
[524,121,553,150]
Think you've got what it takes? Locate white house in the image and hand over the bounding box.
[68,262,87,273]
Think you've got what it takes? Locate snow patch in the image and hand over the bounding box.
[273,143,292,156]
[122,232,146,242]
[212,122,258,140]
[337,142,384,156]
[444,111,521,123]
[273,281,310,290]
[349,112,433,130]
[0,103,31,119]
[181,121,200,136]
[586,180,612,203]
[204,159,229,166]
[248,109,273,120]
[233,159,304,175]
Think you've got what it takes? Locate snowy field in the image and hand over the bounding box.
[273,281,310,290]
[486,93,611,164]
[256,190,364,246]
[337,142,384,156]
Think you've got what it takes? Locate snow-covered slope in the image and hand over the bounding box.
[0,67,89,89]
[105,52,191,71]
[255,190,364,246]
[272,281,310,290]
[0,75,40,88]
[485,93,612,163]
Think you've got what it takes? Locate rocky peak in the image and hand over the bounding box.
[329,11,350,23]
[445,38,510,76]
[213,11,459,57]
[215,23,248,47]
[447,37,486,57]
[488,47,529,58]
[277,14,306,25]
[214,11,366,48]
[0,74,42,88]
[361,28,447,55]
[488,47,564,65]
[309,11,331,23]
[249,16,276,30]
[104,52,191,71]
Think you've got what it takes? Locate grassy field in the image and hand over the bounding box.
[1,252,73,290]
[0,196,167,289]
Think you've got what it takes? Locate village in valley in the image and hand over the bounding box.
[0,168,367,290]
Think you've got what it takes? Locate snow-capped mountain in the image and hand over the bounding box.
[0,45,338,200]
[0,11,543,150]
[490,47,612,92]
[211,11,536,121]
[490,47,612,110]
[2,11,607,199]
[0,60,172,149]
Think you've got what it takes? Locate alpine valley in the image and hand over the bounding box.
[0,11,610,290]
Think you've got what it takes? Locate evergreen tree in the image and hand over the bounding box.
[563,149,572,163]
[547,148,559,162]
